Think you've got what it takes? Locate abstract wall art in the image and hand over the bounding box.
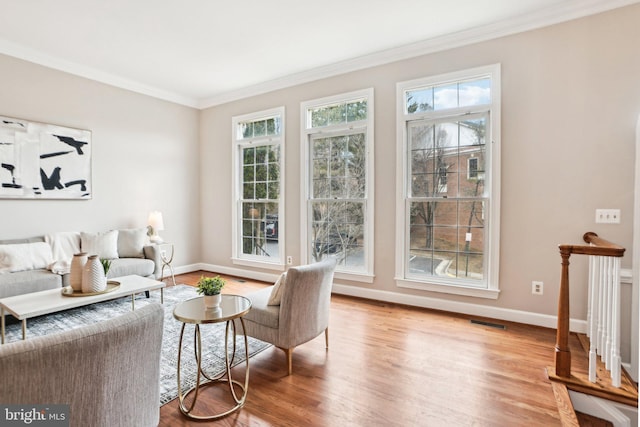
[0,115,91,199]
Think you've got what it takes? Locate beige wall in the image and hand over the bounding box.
[0,54,201,268]
[200,4,640,322]
[0,3,636,349]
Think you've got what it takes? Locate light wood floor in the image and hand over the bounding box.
[159,271,568,426]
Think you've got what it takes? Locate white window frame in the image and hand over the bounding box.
[395,64,501,299]
[232,106,285,271]
[301,88,375,283]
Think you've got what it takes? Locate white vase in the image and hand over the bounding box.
[82,255,106,293]
[70,252,88,292]
[203,294,221,309]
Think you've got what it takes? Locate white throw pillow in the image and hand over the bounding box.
[81,230,119,259]
[117,228,148,258]
[0,242,54,274]
[267,272,287,306]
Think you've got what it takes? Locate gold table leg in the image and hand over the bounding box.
[161,263,177,287]
[21,319,26,340]
[1,306,4,344]
[177,319,250,420]
[160,244,176,287]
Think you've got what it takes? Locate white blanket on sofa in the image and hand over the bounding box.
[45,232,81,275]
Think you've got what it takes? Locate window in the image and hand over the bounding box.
[232,107,284,269]
[396,65,500,298]
[301,89,374,282]
[467,157,484,180]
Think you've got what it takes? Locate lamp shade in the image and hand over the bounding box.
[148,211,165,231]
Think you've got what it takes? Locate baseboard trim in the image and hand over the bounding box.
[181,263,588,333]
[180,263,280,283]
[331,283,587,333]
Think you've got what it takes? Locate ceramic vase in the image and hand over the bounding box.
[203,294,221,309]
[69,252,88,292]
[82,255,106,293]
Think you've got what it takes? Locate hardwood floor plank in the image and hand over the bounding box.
[159,271,565,426]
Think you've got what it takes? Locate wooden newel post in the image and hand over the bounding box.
[555,247,572,377]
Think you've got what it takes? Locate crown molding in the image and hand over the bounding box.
[198,0,640,109]
[0,39,200,108]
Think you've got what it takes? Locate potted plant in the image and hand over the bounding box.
[100,258,111,277]
[196,275,226,308]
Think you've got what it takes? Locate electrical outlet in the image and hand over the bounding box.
[595,209,620,224]
[532,281,543,295]
[287,256,293,265]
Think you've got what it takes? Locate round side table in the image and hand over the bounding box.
[173,294,252,420]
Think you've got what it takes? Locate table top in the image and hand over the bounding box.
[173,295,251,324]
[0,275,165,320]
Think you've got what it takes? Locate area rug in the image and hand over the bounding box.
[1,285,271,405]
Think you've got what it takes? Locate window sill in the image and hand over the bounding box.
[395,278,500,299]
[334,271,375,284]
[232,258,285,272]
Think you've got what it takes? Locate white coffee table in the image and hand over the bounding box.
[0,275,165,343]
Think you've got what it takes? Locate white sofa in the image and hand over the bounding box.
[0,228,162,299]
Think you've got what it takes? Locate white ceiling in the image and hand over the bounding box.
[0,0,636,108]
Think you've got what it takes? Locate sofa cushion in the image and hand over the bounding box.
[0,269,62,298]
[81,231,119,259]
[244,287,280,329]
[106,258,155,279]
[0,242,53,274]
[117,228,148,258]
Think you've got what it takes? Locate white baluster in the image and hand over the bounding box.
[588,254,598,383]
[611,257,622,387]
[604,256,612,368]
[597,256,606,357]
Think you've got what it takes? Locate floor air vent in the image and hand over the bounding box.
[470,319,506,330]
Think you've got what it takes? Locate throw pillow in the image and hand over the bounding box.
[117,227,148,258]
[267,272,287,306]
[0,242,54,274]
[81,230,119,259]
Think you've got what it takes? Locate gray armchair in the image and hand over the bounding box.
[0,303,164,427]
[242,258,336,375]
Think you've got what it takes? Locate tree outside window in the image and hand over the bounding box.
[302,89,374,279]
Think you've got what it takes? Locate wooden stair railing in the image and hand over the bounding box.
[550,231,640,408]
[555,232,626,381]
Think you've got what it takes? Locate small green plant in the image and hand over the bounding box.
[100,258,111,275]
[196,275,225,296]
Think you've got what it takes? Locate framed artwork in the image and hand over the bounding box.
[0,115,91,199]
